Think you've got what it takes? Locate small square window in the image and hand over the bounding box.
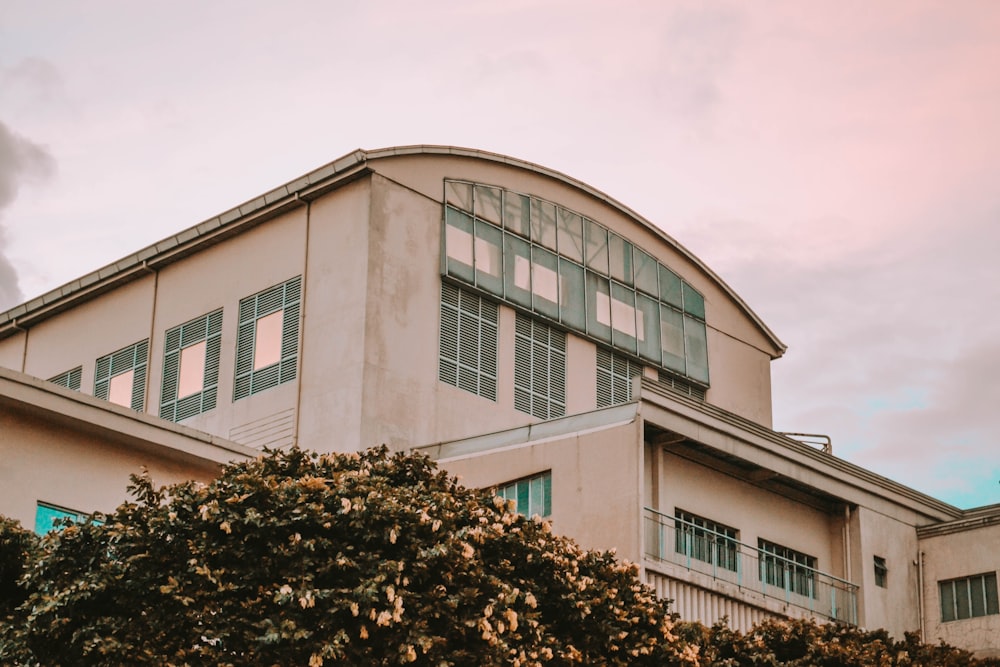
[253,310,284,370]
[874,556,887,588]
[178,340,207,398]
[108,369,135,407]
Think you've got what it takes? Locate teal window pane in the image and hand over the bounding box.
[684,316,709,383]
[474,219,503,295]
[987,574,999,615]
[610,282,637,354]
[636,293,661,363]
[558,259,586,331]
[659,264,682,307]
[34,504,83,534]
[445,181,473,212]
[531,246,560,320]
[503,233,533,309]
[444,207,475,283]
[474,184,502,225]
[609,233,633,285]
[584,219,609,274]
[504,192,531,238]
[660,305,685,373]
[634,248,658,296]
[557,208,584,262]
[543,473,552,517]
[530,198,557,251]
[585,271,612,343]
[682,283,706,320]
[516,481,530,514]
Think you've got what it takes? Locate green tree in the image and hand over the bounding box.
[0,447,697,666]
[676,616,1000,666]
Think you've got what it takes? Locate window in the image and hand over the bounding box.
[596,347,641,407]
[442,179,709,388]
[48,366,82,391]
[234,277,301,400]
[496,471,552,518]
[674,510,738,571]
[759,539,817,598]
[34,502,86,534]
[94,340,149,411]
[514,314,566,419]
[438,282,498,400]
[940,573,999,622]
[874,556,888,588]
[160,309,223,422]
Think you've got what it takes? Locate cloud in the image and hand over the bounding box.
[0,120,55,310]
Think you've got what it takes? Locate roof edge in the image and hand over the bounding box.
[1,145,785,354]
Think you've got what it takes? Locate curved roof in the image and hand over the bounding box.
[0,145,785,356]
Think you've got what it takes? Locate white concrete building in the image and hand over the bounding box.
[1,146,996,656]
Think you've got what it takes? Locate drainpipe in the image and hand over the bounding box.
[917,551,925,641]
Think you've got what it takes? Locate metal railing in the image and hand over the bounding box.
[644,508,857,624]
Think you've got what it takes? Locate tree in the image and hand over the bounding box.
[675,616,1000,666]
[0,447,698,666]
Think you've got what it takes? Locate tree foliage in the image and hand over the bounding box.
[0,447,697,666]
[676,616,1000,666]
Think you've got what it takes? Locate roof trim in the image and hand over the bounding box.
[0,366,259,467]
[0,145,785,355]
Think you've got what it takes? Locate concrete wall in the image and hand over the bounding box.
[433,419,645,562]
[920,523,1000,657]
[1,393,232,532]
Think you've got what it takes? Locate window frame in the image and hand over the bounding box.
[160,309,223,422]
[495,471,552,519]
[438,282,498,401]
[674,509,739,572]
[513,313,566,419]
[596,347,642,407]
[939,572,999,622]
[758,539,818,598]
[874,555,888,588]
[94,339,149,411]
[234,277,302,401]
[48,366,82,391]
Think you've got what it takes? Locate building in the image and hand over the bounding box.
[1,145,997,656]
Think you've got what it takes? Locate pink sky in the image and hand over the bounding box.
[1,0,999,506]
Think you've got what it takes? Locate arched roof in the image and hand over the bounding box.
[0,144,785,357]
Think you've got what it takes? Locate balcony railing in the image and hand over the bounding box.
[644,508,858,624]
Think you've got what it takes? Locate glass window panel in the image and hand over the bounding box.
[516,481,529,515]
[609,233,633,285]
[940,582,956,621]
[584,219,609,274]
[557,208,584,262]
[971,577,987,617]
[530,475,544,516]
[585,271,612,343]
[34,504,83,534]
[683,315,709,383]
[178,340,207,399]
[683,283,706,319]
[634,248,658,296]
[474,219,503,295]
[474,184,502,225]
[503,233,533,308]
[659,264,683,307]
[558,259,586,331]
[445,207,475,283]
[986,574,999,614]
[610,282,638,353]
[531,246,560,319]
[957,581,971,619]
[542,472,552,517]
[254,310,284,370]
[503,192,531,238]
[445,181,473,212]
[530,198,557,250]
[108,369,135,408]
[660,306,686,373]
[636,293,661,363]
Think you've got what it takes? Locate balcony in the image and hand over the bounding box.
[644,508,858,624]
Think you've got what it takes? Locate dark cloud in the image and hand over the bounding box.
[0,120,55,310]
